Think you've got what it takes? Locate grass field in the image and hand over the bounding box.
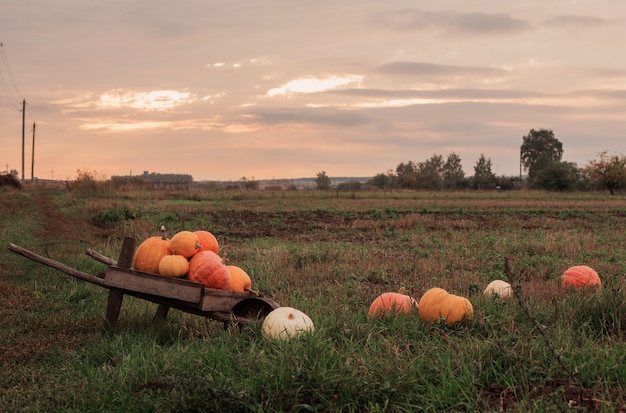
[1,185,625,412]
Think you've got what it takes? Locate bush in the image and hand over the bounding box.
[92,206,138,228]
[0,173,22,189]
[336,181,362,191]
[69,168,106,195]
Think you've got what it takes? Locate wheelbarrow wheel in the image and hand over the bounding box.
[225,297,280,330]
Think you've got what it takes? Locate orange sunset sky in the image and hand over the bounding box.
[1,1,626,182]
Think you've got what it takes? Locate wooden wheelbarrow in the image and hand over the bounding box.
[7,236,280,331]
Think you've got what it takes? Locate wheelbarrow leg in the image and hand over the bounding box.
[104,288,124,331]
[104,236,134,331]
[154,304,170,321]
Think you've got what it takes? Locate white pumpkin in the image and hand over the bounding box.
[483,280,513,298]
[261,306,314,340]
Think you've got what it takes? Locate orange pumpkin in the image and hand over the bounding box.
[418,287,473,325]
[188,250,230,289]
[368,291,418,318]
[169,231,201,258]
[438,295,474,325]
[416,288,449,322]
[194,230,219,254]
[226,265,252,292]
[158,254,189,277]
[133,236,171,274]
[562,265,601,290]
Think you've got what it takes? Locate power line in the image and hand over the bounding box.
[0,62,21,110]
[0,42,38,181]
[0,42,24,104]
[0,42,35,124]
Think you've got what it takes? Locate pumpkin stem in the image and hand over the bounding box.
[397,287,407,295]
[160,226,168,240]
[244,287,260,296]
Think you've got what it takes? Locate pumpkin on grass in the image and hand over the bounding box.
[368,288,418,318]
[169,231,202,258]
[133,235,170,274]
[418,287,474,325]
[188,250,230,289]
[417,287,449,321]
[483,280,513,298]
[194,230,219,254]
[562,265,601,290]
[158,254,189,278]
[261,307,314,340]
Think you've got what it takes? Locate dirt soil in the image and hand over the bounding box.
[1,190,102,367]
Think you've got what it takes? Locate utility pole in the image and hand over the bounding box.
[31,122,36,181]
[21,100,25,181]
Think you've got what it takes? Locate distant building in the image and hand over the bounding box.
[111,171,192,190]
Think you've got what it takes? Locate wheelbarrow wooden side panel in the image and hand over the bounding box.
[104,266,204,305]
[103,265,276,313]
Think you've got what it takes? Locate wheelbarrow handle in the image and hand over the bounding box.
[7,243,109,288]
[85,249,117,266]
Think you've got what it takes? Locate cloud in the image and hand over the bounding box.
[332,88,537,100]
[267,75,364,97]
[244,106,369,127]
[80,121,168,131]
[543,15,610,27]
[97,90,194,110]
[375,62,509,78]
[446,11,529,34]
[373,9,529,35]
[373,62,511,90]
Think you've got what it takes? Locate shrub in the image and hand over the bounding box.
[0,173,22,189]
[336,181,363,192]
[92,206,138,228]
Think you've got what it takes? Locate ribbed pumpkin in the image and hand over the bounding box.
[194,230,219,254]
[483,280,513,298]
[132,236,171,274]
[417,287,449,322]
[439,295,474,325]
[368,290,418,318]
[188,250,230,289]
[168,231,202,258]
[158,254,189,277]
[562,265,601,290]
[226,265,252,292]
[418,287,474,325]
[261,307,314,340]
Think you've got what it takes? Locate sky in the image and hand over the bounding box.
[1,0,625,182]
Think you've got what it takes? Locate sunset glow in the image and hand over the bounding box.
[1,1,625,182]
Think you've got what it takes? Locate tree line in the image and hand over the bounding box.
[315,129,626,194]
[2,128,624,194]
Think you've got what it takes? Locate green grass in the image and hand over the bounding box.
[1,186,626,412]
